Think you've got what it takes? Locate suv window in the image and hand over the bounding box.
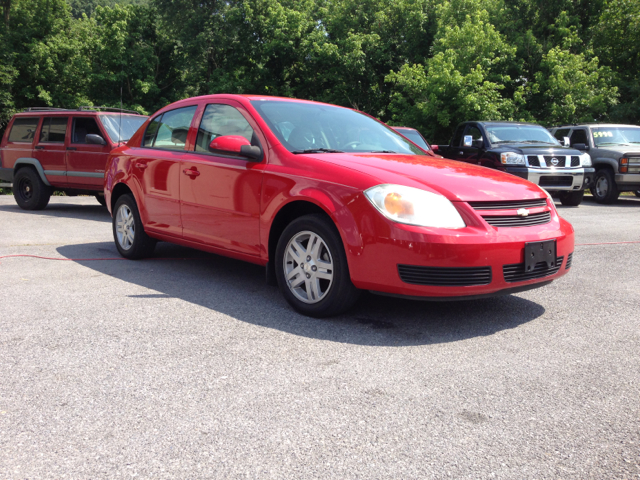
[72,117,102,144]
[8,117,40,143]
[142,106,197,150]
[452,125,465,146]
[195,104,254,153]
[39,117,68,143]
[554,128,570,141]
[570,129,588,146]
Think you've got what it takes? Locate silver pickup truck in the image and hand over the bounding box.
[550,124,640,203]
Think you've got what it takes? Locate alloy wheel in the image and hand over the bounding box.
[115,203,135,250]
[283,230,334,304]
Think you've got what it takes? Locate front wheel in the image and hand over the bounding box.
[112,194,156,259]
[13,167,52,210]
[591,169,619,204]
[275,214,360,317]
[558,190,584,206]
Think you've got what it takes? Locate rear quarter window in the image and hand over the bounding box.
[8,117,40,143]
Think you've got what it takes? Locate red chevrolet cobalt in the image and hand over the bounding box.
[104,95,574,317]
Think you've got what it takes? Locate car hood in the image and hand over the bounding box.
[594,145,640,155]
[490,144,583,156]
[308,153,545,202]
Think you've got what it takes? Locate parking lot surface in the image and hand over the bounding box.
[1,194,639,479]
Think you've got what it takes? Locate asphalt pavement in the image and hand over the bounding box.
[0,194,639,479]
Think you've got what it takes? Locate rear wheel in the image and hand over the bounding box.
[591,169,619,204]
[13,167,52,210]
[558,190,584,206]
[275,214,360,317]
[113,194,156,259]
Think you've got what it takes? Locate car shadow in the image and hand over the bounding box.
[0,202,111,222]
[57,241,547,347]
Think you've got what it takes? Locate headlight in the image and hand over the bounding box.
[364,184,466,229]
[500,152,525,165]
[580,153,592,167]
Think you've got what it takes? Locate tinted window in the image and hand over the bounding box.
[40,117,68,143]
[570,129,588,145]
[72,117,102,143]
[553,128,570,140]
[398,129,430,150]
[452,125,465,146]
[8,117,40,143]
[143,106,197,150]
[467,126,483,141]
[195,104,254,152]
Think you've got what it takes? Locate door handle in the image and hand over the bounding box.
[35,146,44,150]
[183,168,200,177]
[67,147,77,151]
[135,162,148,170]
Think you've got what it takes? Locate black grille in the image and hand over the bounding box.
[527,156,541,167]
[539,176,573,187]
[543,155,566,167]
[482,211,551,227]
[398,265,492,286]
[503,256,564,283]
[468,199,547,210]
[570,156,580,167]
[565,252,573,269]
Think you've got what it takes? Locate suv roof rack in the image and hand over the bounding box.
[23,106,143,115]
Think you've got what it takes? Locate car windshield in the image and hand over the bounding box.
[591,126,640,146]
[100,114,148,143]
[485,125,560,146]
[396,128,430,150]
[250,100,424,155]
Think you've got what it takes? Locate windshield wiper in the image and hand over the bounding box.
[597,142,629,146]
[291,148,344,154]
[492,140,522,144]
[369,150,396,153]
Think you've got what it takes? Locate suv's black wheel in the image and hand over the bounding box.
[275,214,360,317]
[591,169,619,204]
[95,194,106,207]
[558,190,584,206]
[113,194,156,259]
[13,167,52,210]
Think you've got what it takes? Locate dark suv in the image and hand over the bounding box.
[0,107,147,210]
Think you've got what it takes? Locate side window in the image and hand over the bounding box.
[451,125,465,146]
[39,117,68,143]
[466,125,483,141]
[8,117,40,143]
[553,128,570,141]
[142,106,197,150]
[71,117,102,144]
[570,129,588,146]
[195,104,255,153]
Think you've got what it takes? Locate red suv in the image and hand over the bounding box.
[105,95,574,317]
[0,107,147,209]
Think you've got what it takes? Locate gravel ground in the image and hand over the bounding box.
[0,194,639,479]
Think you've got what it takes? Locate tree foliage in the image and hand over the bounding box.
[0,0,635,142]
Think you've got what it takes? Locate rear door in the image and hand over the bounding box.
[33,116,69,186]
[66,115,110,187]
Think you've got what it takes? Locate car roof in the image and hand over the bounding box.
[14,107,145,116]
[474,121,542,127]
[552,123,640,129]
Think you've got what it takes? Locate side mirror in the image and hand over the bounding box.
[209,135,262,161]
[463,135,473,147]
[86,134,106,145]
[472,139,484,149]
[573,143,590,151]
[563,136,571,147]
[431,144,439,152]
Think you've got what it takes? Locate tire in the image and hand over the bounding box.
[112,194,156,259]
[13,167,52,210]
[95,194,106,207]
[275,214,360,317]
[635,190,640,198]
[558,190,584,206]
[591,169,619,204]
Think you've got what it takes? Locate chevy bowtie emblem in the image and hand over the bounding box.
[551,157,559,166]
[517,208,529,217]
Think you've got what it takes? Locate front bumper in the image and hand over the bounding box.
[615,173,640,189]
[345,198,575,299]
[506,167,594,191]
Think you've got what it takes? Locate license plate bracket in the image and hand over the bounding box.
[524,240,556,272]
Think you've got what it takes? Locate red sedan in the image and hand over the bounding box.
[104,95,574,317]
